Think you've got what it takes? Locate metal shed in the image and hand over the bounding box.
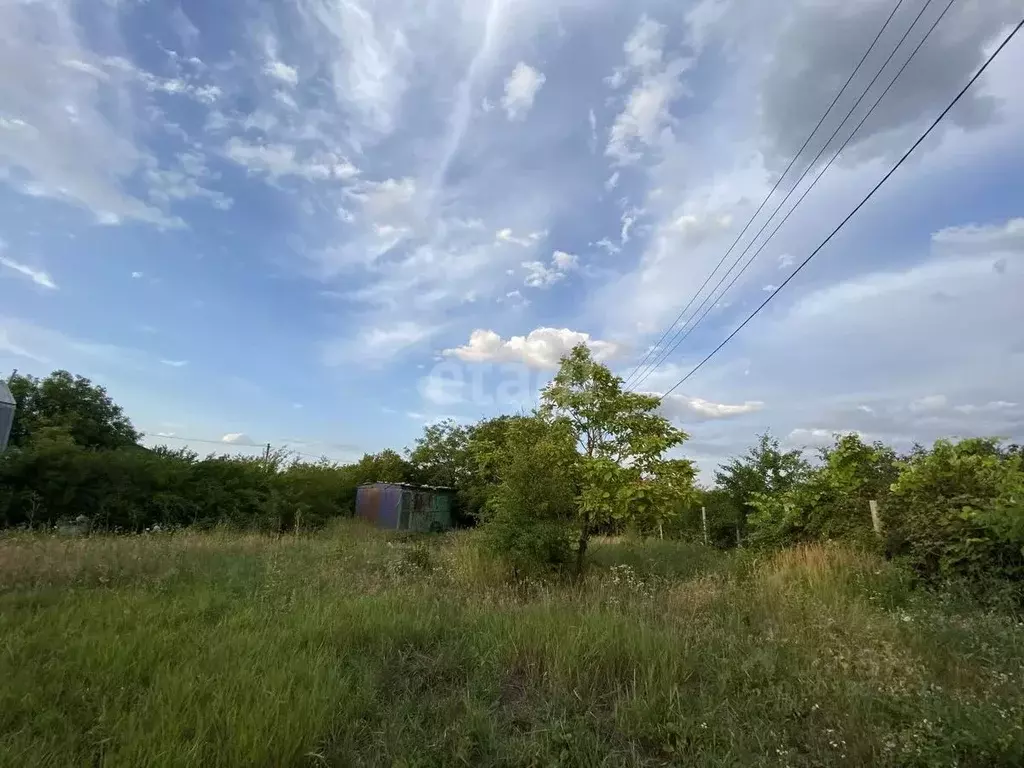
[356,483,455,532]
[0,381,15,453]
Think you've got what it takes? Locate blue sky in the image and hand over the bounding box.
[1,0,1022,476]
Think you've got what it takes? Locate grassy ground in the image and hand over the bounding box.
[1,524,1022,767]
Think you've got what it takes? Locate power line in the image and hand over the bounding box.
[632,0,957,393]
[148,434,353,461]
[629,0,944,392]
[659,15,1023,400]
[621,0,911,388]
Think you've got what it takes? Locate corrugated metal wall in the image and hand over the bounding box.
[357,483,455,531]
[356,483,403,529]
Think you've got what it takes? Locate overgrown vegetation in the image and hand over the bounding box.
[2,355,1024,765]
[3,354,1024,595]
[2,528,1022,767]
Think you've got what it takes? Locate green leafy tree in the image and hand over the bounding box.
[7,370,140,449]
[540,344,689,572]
[353,449,411,485]
[747,433,899,547]
[715,432,809,545]
[408,419,471,488]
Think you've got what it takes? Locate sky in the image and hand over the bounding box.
[1,0,1022,478]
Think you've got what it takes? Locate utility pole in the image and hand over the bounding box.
[263,443,272,471]
[701,506,709,546]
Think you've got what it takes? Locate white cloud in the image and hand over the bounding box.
[523,250,579,288]
[596,237,621,255]
[222,433,257,446]
[0,255,57,289]
[908,394,949,413]
[443,328,620,369]
[496,228,546,247]
[225,138,359,181]
[605,171,620,192]
[131,271,143,279]
[502,62,546,121]
[620,211,637,244]
[264,59,299,86]
[552,250,578,271]
[932,218,1024,253]
[605,15,689,165]
[778,253,795,269]
[160,359,188,368]
[952,400,1018,415]
[656,393,765,423]
[624,15,667,72]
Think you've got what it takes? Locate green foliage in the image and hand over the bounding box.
[407,419,471,488]
[747,434,899,548]
[0,440,361,533]
[6,370,140,449]
[886,438,1024,586]
[481,416,578,573]
[715,432,810,543]
[3,531,1024,766]
[539,344,690,572]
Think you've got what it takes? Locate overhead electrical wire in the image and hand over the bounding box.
[627,0,945,392]
[657,15,1023,400]
[630,0,957,393]
[620,0,911,389]
[149,433,347,461]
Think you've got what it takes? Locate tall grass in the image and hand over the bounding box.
[2,525,1022,767]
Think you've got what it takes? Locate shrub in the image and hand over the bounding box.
[886,438,1024,586]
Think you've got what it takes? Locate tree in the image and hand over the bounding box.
[352,449,411,485]
[408,419,471,488]
[540,344,689,572]
[714,432,809,544]
[6,370,140,449]
[746,433,899,548]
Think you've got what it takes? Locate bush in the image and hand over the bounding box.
[886,438,1024,586]
[481,417,578,575]
[0,441,359,533]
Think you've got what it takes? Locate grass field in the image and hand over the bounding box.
[1,523,1023,767]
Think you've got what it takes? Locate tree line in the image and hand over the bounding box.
[2,352,1022,592]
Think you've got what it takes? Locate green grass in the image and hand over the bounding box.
[1,524,1022,767]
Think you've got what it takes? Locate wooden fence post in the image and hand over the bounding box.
[869,500,882,537]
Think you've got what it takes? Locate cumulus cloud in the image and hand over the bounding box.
[443,328,620,369]
[0,254,57,289]
[222,433,257,446]
[502,62,546,121]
